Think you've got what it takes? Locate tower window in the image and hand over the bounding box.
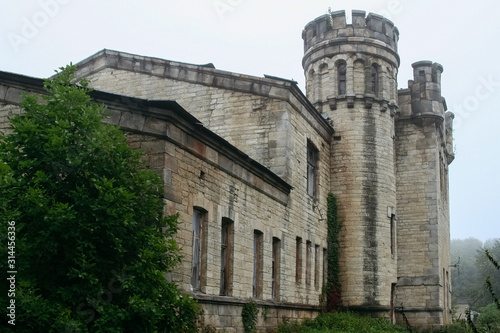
[307,141,319,197]
[338,62,347,95]
[390,214,396,256]
[371,64,379,96]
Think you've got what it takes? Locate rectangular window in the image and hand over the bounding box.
[253,230,263,299]
[314,244,320,289]
[191,209,205,291]
[307,141,318,197]
[272,237,281,300]
[323,248,328,287]
[306,241,312,285]
[220,218,234,296]
[390,214,396,256]
[296,237,302,284]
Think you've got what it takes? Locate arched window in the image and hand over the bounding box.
[371,64,379,96]
[337,62,347,95]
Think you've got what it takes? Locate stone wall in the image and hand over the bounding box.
[0,71,331,331]
[395,61,453,328]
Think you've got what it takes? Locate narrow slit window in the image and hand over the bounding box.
[323,248,328,287]
[338,62,347,95]
[314,245,320,289]
[371,64,379,96]
[296,237,302,284]
[272,237,281,299]
[220,218,234,296]
[306,241,312,285]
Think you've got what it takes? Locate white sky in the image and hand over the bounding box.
[1,0,499,242]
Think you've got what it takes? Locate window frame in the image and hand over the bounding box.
[307,141,319,198]
[220,217,234,296]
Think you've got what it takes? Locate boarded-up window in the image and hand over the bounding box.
[306,241,312,285]
[272,237,281,300]
[253,230,263,299]
[191,209,205,291]
[220,218,234,296]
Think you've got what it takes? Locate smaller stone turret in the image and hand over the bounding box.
[408,61,446,120]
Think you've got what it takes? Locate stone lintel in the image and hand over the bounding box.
[397,275,440,286]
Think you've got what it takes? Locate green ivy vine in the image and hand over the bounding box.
[326,193,342,312]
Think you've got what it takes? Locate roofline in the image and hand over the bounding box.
[74,49,334,140]
[0,70,293,196]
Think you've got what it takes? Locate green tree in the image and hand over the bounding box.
[477,303,500,329]
[475,241,500,309]
[0,65,198,332]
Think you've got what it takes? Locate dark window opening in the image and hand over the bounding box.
[272,237,281,299]
[371,64,379,96]
[338,62,347,95]
[307,141,319,197]
[220,218,234,296]
[296,237,302,284]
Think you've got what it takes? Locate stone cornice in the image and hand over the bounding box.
[74,49,334,141]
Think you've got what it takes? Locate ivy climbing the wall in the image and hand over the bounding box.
[326,193,342,312]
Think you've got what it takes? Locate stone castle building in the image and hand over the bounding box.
[0,10,454,331]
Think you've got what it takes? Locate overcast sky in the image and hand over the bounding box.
[1,0,499,243]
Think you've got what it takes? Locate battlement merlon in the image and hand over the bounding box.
[302,10,400,66]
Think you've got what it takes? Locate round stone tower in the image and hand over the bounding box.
[302,10,400,318]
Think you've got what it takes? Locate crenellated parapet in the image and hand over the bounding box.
[302,10,400,70]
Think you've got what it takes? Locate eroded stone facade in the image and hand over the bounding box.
[0,9,454,332]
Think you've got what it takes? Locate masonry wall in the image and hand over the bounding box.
[0,76,331,331]
[395,88,452,329]
[118,115,329,331]
[301,11,399,316]
[75,51,333,186]
[74,55,335,310]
